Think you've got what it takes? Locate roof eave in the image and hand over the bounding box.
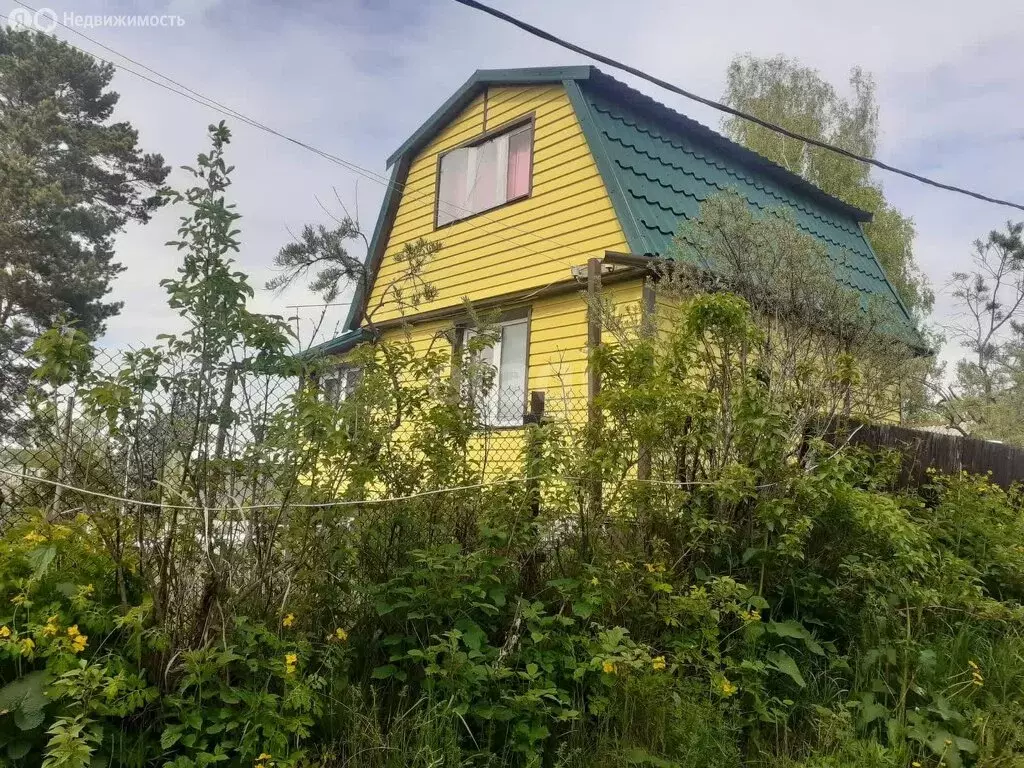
[301,328,372,359]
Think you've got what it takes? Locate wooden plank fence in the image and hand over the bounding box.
[826,421,1024,490]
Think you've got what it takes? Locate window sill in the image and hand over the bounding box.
[478,422,527,432]
[434,192,531,231]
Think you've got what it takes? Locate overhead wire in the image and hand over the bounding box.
[452,0,1024,215]
[5,3,588,286]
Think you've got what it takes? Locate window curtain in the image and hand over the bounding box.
[506,127,532,200]
[437,147,471,225]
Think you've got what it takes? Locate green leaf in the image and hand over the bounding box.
[767,620,824,655]
[371,665,398,679]
[161,725,184,750]
[27,545,57,581]
[454,618,486,652]
[56,582,78,598]
[767,650,806,688]
[857,692,888,728]
[955,737,978,754]
[572,600,595,619]
[0,671,49,731]
[6,740,31,760]
[767,620,806,639]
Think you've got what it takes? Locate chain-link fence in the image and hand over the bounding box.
[0,348,299,528]
[0,346,591,529]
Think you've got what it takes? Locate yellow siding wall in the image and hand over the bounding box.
[377,279,643,476]
[366,83,630,324]
[378,280,643,419]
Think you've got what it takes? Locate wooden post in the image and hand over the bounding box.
[523,390,546,520]
[521,390,546,592]
[586,258,603,537]
[638,280,656,482]
[587,258,603,411]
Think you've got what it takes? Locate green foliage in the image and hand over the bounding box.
[0,27,169,437]
[722,54,932,318]
[663,192,924,426]
[943,221,1024,445]
[12,286,1024,764]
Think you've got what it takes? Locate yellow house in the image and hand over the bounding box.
[313,66,920,434]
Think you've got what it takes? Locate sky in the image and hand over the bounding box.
[10,0,1024,368]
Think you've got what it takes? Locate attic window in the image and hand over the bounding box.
[436,121,533,227]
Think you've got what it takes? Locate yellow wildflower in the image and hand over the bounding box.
[717,677,737,697]
[43,616,59,637]
[602,660,616,675]
[284,653,298,674]
[20,638,35,656]
[23,531,47,544]
[652,656,667,671]
[70,634,88,654]
[282,613,296,628]
[742,608,761,623]
[10,593,27,606]
[334,628,348,642]
[66,624,81,639]
[256,754,273,762]
[0,626,11,639]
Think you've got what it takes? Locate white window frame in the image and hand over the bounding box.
[321,366,360,405]
[463,317,529,428]
[436,121,533,227]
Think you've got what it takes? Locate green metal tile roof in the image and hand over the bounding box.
[565,70,922,348]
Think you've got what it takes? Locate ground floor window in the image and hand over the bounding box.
[463,316,528,427]
[321,366,361,405]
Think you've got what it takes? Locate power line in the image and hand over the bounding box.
[452,0,1024,215]
[4,5,586,281]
